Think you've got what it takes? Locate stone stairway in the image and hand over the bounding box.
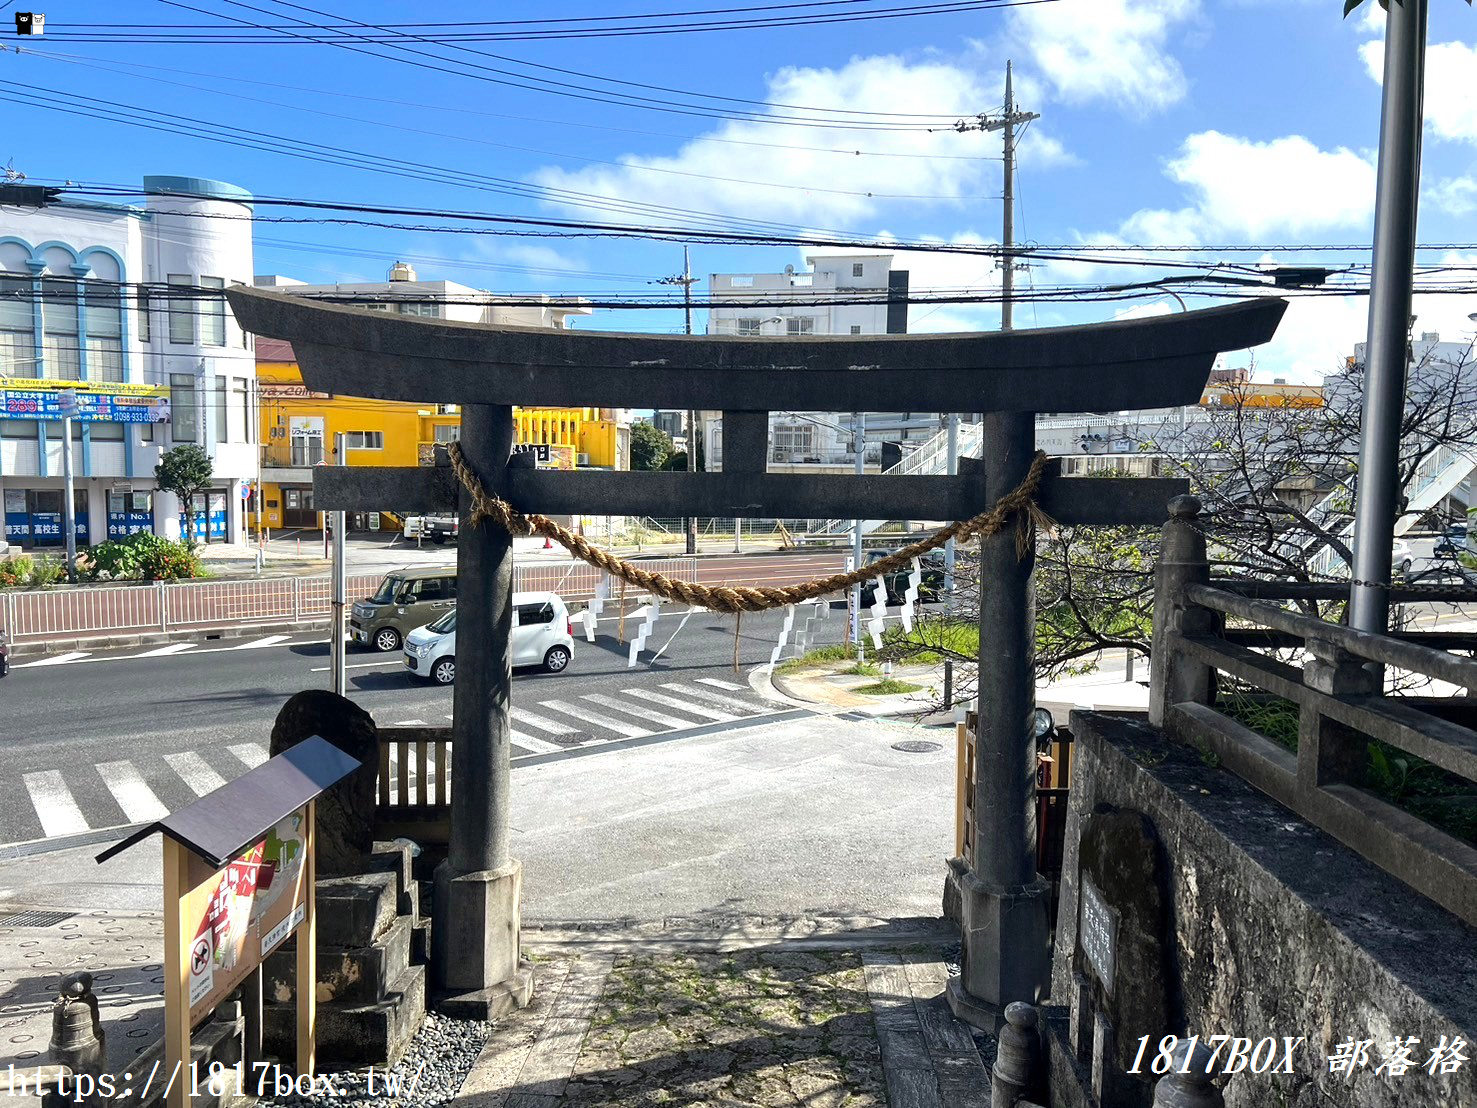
[262,842,428,1067]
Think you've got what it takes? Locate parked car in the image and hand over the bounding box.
[859,549,947,606]
[350,566,457,652]
[404,592,575,684]
[1434,526,1470,559]
[1391,539,1414,577]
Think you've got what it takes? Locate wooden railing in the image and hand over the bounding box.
[1150,495,1477,927]
[374,727,452,844]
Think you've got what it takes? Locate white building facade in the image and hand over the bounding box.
[704,254,914,473]
[1,176,258,549]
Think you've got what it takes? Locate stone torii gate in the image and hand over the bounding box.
[228,286,1284,1026]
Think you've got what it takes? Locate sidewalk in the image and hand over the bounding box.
[772,654,1150,722]
[0,711,960,1099]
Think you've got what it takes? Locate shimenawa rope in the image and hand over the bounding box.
[447,441,1052,615]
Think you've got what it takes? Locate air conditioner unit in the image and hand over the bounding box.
[577,453,590,466]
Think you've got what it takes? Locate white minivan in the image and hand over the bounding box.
[404,592,575,685]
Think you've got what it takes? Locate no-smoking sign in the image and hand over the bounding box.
[188,936,214,1005]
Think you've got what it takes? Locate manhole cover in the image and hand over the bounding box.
[0,911,77,928]
[891,740,942,753]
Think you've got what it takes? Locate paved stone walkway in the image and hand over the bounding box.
[456,935,991,1108]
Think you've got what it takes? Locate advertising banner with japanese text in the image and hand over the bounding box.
[0,377,171,424]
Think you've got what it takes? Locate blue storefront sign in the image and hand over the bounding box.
[107,492,155,539]
[4,490,28,541]
[180,492,228,543]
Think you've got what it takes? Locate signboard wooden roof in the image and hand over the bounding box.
[96,736,360,866]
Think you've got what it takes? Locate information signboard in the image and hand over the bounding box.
[181,806,311,1024]
[96,736,360,1108]
[0,377,171,423]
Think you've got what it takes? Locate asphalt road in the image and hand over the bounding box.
[0,604,851,852]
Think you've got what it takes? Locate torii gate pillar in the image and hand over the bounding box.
[431,403,533,1017]
[948,410,1051,1029]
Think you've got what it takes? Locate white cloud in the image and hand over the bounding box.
[1009,0,1198,114]
[1430,177,1477,216]
[1119,131,1376,243]
[530,55,1006,228]
[1361,38,1477,146]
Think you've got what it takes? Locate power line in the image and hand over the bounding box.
[147,0,986,132]
[7,49,998,203]
[50,0,1060,45]
[5,46,1003,161]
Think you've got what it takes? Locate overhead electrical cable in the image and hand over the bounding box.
[5,44,1002,162]
[8,48,996,203]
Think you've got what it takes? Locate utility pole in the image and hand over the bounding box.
[58,389,78,584]
[946,61,1052,1031]
[1349,0,1428,635]
[655,248,700,555]
[953,60,1038,333]
[851,412,866,653]
[330,431,346,697]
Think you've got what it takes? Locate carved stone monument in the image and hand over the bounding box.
[1069,806,1174,1108]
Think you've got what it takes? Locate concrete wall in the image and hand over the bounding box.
[1053,712,1477,1108]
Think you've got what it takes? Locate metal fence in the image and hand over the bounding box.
[1,559,704,643]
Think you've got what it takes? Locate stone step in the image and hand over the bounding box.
[263,914,414,1006]
[263,963,427,1068]
[411,919,432,967]
[315,870,401,948]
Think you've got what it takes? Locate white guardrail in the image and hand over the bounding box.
[1,559,699,643]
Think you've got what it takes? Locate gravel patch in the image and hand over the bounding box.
[260,1012,491,1108]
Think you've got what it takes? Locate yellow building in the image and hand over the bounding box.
[251,342,628,532]
[514,407,627,469]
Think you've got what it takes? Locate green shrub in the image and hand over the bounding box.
[80,533,202,582]
[27,556,65,586]
[0,554,34,588]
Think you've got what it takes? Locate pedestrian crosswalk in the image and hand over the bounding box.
[7,679,779,847]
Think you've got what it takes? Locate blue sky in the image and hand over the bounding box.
[4,0,1476,380]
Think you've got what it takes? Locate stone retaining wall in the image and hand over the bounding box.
[1053,711,1477,1108]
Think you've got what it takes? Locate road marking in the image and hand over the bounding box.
[232,634,292,650]
[229,743,268,769]
[508,707,580,736]
[661,682,760,715]
[164,752,227,796]
[393,718,429,726]
[22,771,89,837]
[18,652,91,668]
[536,699,652,738]
[695,677,748,692]
[96,761,170,823]
[618,686,735,722]
[134,643,197,658]
[510,730,563,754]
[582,692,698,731]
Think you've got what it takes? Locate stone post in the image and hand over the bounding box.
[990,1001,1046,1107]
[1149,496,1215,728]
[947,411,1051,1030]
[47,972,104,1080]
[1299,636,1378,791]
[1153,1040,1224,1108]
[433,403,533,1017]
